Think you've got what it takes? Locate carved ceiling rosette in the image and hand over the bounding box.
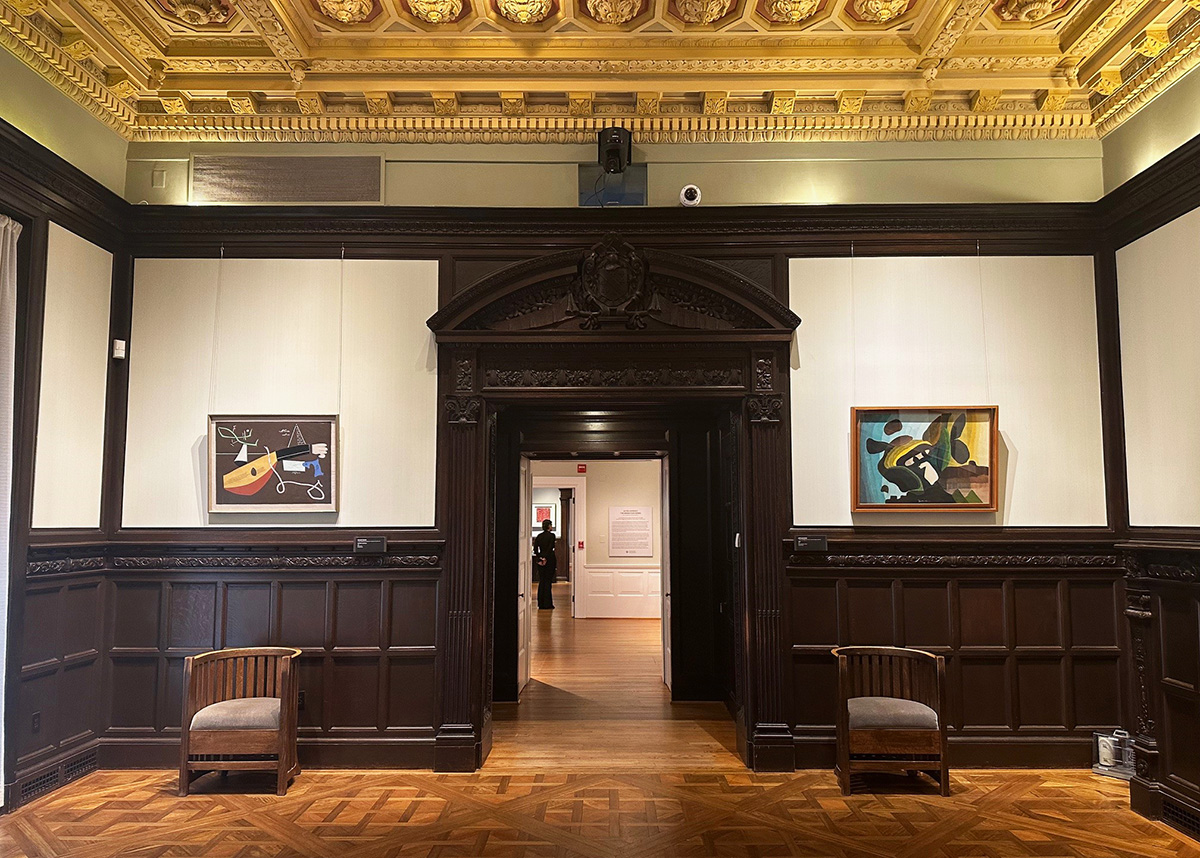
[763,0,819,22]
[317,0,376,23]
[586,0,642,24]
[675,0,734,24]
[497,0,554,22]
[995,0,1054,21]
[408,0,462,22]
[852,0,907,22]
[155,0,233,25]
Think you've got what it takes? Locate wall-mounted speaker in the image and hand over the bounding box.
[597,127,632,174]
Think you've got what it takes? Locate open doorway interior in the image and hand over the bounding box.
[493,452,742,769]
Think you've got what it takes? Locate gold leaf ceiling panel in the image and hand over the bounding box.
[0,0,1197,141]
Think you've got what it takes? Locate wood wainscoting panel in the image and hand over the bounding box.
[10,545,446,800]
[787,549,1127,767]
[14,573,103,778]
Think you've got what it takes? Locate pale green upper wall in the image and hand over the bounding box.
[0,45,128,195]
[1103,64,1200,194]
[126,138,1105,206]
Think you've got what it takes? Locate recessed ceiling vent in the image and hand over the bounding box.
[190,155,383,204]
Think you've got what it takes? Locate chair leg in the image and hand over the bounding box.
[178,768,190,797]
[276,757,289,796]
[836,764,851,796]
[939,760,950,796]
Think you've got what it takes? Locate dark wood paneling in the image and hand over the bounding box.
[787,550,1126,766]
[1123,545,1200,837]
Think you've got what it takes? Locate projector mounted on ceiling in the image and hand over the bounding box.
[598,127,632,174]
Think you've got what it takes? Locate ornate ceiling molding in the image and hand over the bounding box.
[317,0,375,22]
[0,0,1196,144]
[236,0,305,59]
[0,3,136,130]
[127,106,1095,142]
[1094,10,1200,134]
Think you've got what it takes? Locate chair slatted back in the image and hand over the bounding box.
[832,646,941,712]
[187,647,300,712]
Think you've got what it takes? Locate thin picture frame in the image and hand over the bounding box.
[850,406,999,513]
[208,414,339,513]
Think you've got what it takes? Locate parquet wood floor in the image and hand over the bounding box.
[3,768,1196,858]
[4,585,1196,858]
[489,584,741,771]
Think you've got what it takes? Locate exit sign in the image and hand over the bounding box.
[578,464,587,473]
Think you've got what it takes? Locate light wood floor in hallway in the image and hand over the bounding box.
[3,581,1197,857]
[488,582,742,770]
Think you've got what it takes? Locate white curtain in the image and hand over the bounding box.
[0,214,20,807]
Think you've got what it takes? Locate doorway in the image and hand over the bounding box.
[489,405,747,767]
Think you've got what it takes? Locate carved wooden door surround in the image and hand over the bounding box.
[427,236,802,772]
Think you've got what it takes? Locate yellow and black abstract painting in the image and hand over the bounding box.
[852,407,998,512]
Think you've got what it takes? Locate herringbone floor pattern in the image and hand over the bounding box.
[2,768,1196,858]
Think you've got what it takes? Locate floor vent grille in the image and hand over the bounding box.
[19,768,60,803]
[1164,797,1200,841]
[64,749,99,784]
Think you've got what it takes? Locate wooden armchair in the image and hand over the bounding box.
[179,647,302,797]
[832,646,948,796]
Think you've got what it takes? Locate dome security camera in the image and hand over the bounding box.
[679,184,702,207]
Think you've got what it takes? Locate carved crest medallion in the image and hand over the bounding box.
[568,236,658,329]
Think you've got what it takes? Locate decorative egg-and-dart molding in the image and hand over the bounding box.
[763,0,819,22]
[497,0,554,22]
[586,0,641,24]
[155,0,234,25]
[409,0,463,22]
[997,0,1054,22]
[853,0,907,22]
[318,0,375,23]
[675,0,733,23]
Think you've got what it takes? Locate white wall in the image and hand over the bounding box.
[1117,207,1200,526]
[790,256,1107,526]
[533,459,662,618]
[31,224,112,529]
[123,257,438,527]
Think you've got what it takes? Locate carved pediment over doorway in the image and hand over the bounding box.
[427,235,800,336]
[568,236,657,329]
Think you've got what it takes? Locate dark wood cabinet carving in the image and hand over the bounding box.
[1126,544,1200,839]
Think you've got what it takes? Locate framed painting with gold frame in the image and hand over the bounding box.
[851,406,998,513]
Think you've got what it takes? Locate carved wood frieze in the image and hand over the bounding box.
[25,552,442,575]
[1126,560,1200,582]
[111,554,440,568]
[788,553,1121,567]
[483,365,745,388]
[26,556,106,577]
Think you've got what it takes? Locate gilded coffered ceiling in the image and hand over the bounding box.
[1,0,1198,141]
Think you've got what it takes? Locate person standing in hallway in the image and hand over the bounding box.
[533,518,557,609]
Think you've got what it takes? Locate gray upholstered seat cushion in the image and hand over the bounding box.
[847,696,938,730]
[190,697,281,731]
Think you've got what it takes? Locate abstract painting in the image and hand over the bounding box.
[851,407,998,512]
[208,415,338,513]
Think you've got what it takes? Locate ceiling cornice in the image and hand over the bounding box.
[0,0,1197,143]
